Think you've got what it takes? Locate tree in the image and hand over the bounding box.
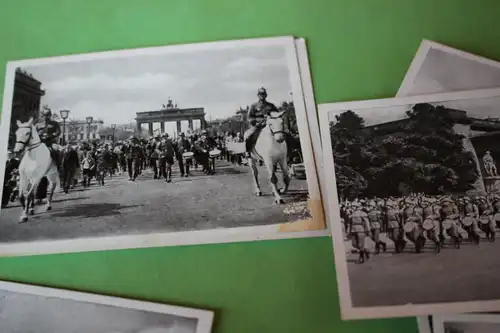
[330,104,479,198]
[279,101,297,134]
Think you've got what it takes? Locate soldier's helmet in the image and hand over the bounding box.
[179,132,185,137]
[155,134,161,139]
[257,87,267,95]
[41,108,52,116]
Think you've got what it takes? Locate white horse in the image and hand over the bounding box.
[13,118,60,223]
[248,110,291,204]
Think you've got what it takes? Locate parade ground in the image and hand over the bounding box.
[347,239,500,307]
[0,161,310,243]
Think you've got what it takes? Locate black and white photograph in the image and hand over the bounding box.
[433,314,500,333]
[319,88,500,319]
[0,36,327,256]
[0,280,213,333]
[397,39,500,97]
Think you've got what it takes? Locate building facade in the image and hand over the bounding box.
[8,68,45,149]
[59,119,104,144]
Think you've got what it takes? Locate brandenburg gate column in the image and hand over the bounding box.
[176,121,182,134]
[160,122,165,133]
[188,119,193,131]
[148,122,154,136]
[136,121,142,132]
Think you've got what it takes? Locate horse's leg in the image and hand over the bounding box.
[18,191,28,223]
[266,161,283,204]
[249,157,262,196]
[278,156,291,195]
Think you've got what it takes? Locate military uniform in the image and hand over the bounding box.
[349,205,371,263]
[477,198,496,241]
[367,204,386,254]
[441,200,461,248]
[244,88,279,154]
[386,203,403,253]
[176,134,192,177]
[35,116,61,169]
[125,140,141,181]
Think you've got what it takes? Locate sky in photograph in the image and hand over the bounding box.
[328,95,500,127]
[0,290,197,333]
[445,321,500,333]
[22,43,292,134]
[406,46,500,96]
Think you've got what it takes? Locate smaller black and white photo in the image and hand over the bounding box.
[319,87,500,319]
[0,280,213,333]
[397,39,500,97]
[433,314,500,333]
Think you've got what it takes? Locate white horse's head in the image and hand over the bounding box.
[266,110,287,143]
[13,118,35,153]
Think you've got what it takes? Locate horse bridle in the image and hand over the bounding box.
[267,114,286,136]
[16,125,41,152]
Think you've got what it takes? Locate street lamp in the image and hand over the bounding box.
[85,116,93,140]
[60,109,70,145]
[111,123,116,142]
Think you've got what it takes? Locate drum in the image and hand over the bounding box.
[495,213,500,222]
[479,215,491,225]
[462,216,475,227]
[182,151,194,161]
[209,148,221,158]
[422,218,435,230]
[403,221,416,233]
[442,219,455,230]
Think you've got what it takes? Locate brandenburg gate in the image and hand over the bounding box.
[135,99,206,136]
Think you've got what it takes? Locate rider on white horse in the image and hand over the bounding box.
[244,87,279,157]
[35,107,62,172]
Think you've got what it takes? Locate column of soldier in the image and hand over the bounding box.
[2,115,248,208]
[341,192,500,264]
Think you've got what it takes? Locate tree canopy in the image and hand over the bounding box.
[330,103,479,199]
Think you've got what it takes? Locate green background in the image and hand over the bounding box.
[1,0,499,332]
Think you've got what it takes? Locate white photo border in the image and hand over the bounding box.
[433,313,500,333]
[417,316,433,333]
[318,87,500,320]
[0,36,329,257]
[0,280,214,333]
[397,39,500,97]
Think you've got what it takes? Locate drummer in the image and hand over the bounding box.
[440,196,461,248]
[421,196,441,252]
[459,196,480,244]
[477,196,496,241]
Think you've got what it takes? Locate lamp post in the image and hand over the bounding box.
[111,124,116,143]
[60,109,70,145]
[85,116,93,141]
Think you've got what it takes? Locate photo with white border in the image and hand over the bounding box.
[433,313,500,333]
[0,280,214,333]
[319,87,500,319]
[0,36,327,257]
[397,39,500,97]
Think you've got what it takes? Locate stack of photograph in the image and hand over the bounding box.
[318,39,500,328]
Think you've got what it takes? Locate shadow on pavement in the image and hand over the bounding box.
[50,203,142,218]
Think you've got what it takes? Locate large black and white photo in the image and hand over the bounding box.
[397,39,500,97]
[319,88,500,319]
[0,36,326,256]
[0,280,213,333]
[433,314,500,333]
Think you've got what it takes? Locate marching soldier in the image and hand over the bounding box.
[459,196,480,244]
[477,196,496,242]
[386,199,404,253]
[125,136,141,181]
[349,202,372,264]
[440,197,461,249]
[176,132,191,177]
[421,197,441,253]
[366,200,387,254]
